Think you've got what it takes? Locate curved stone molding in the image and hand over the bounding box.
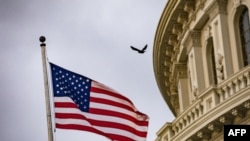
[153,0,250,141]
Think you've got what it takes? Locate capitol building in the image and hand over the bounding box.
[153,0,250,140]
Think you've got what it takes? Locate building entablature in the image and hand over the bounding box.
[156,95,250,141]
[154,0,250,140]
[156,61,250,140]
[153,0,230,116]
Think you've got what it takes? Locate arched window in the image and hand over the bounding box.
[206,38,217,85]
[239,7,250,66]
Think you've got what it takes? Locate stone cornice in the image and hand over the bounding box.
[172,97,250,141]
[153,0,208,116]
[156,65,250,140]
[153,0,181,116]
[186,100,250,141]
[205,0,228,21]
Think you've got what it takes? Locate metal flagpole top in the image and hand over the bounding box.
[39,35,54,141]
[39,36,46,47]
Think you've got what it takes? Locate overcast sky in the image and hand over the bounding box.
[0,0,174,141]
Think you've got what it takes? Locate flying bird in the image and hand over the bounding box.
[130,44,148,54]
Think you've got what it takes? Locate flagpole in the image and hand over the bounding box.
[40,36,54,141]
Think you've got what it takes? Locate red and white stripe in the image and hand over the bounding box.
[54,81,149,141]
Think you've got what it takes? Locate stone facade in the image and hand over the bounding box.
[153,0,250,140]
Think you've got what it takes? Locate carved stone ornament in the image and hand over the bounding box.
[197,130,211,140]
[168,34,178,46]
[216,53,224,80]
[190,30,201,46]
[219,114,234,124]
[172,23,183,35]
[198,0,206,10]
[231,108,245,118]
[184,0,195,13]
[244,101,250,109]
[177,12,188,24]
[208,122,222,132]
[216,0,228,14]
[192,84,198,97]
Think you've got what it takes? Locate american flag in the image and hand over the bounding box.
[49,63,149,141]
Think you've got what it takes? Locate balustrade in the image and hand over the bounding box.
[166,67,250,140]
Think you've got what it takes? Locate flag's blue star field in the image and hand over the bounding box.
[50,63,91,112]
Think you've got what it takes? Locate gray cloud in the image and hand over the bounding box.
[0,0,173,141]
